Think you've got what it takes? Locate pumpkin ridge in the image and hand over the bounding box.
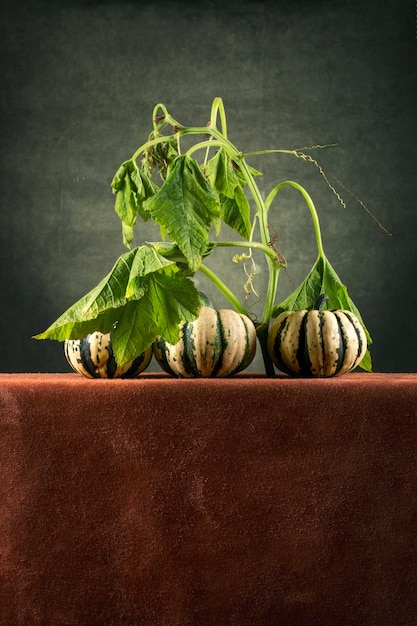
[79,336,98,378]
[269,315,293,376]
[332,312,348,376]
[122,350,151,378]
[298,312,313,377]
[318,311,327,376]
[240,315,255,371]
[181,322,200,377]
[209,310,226,377]
[226,314,254,376]
[64,340,82,375]
[276,314,300,376]
[105,344,119,378]
[154,337,179,377]
[340,310,366,371]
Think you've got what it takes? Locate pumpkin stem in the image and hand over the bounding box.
[256,323,276,378]
[313,293,329,311]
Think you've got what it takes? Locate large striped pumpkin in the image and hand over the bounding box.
[64,331,152,379]
[267,296,367,377]
[153,306,257,378]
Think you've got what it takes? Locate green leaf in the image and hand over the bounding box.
[112,161,139,246]
[205,147,262,192]
[220,187,251,240]
[148,241,216,276]
[33,247,146,342]
[206,149,251,240]
[111,160,158,247]
[131,165,159,218]
[111,271,201,364]
[126,245,177,297]
[143,155,220,272]
[34,306,123,345]
[272,254,372,371]
[206,149,240,199]
[33,245,202,363]
[111,160,130,192]
[148,241,185,260]
[122,222,135,248]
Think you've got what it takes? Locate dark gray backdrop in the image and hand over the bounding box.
[1,0,416,373]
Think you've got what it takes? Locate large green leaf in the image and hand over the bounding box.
[111,271,201,364]
[35,247,143,342]
[34,245,202,363]
[272,254,373,372]
[143,155,220,272]
[33,247,151,342]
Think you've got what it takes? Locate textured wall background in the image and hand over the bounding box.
[1,0,416,373]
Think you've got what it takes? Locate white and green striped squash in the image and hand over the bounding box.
[64,331,152,379]
[267,296,367,377]
[153,306,257,378]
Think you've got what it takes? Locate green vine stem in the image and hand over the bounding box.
[35,98,373,379]
[209,96,228,137]
[130,104,327,376]
[212,240,283,265]
[265,180,325,259]
[198,264,249,316]
[130,121,283,310]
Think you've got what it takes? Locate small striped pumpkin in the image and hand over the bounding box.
[153,306,257,378]
[267,295,367,377]
[64,331,152,379]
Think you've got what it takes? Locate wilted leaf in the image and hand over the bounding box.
[206,150,252,240]
[34,245,202,363]
[220,187,251,240]
[111,160,158,246]
[111,271,201,363]
[143,155,220,272]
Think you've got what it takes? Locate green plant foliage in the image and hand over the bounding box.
[205,149,251,240]
[34,246,201,364]
[111,159,158,247]
[34,98,374,374]
[143,155,220,272]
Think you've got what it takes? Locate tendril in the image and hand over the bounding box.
[295,151,346,208]
[295,149,392,236]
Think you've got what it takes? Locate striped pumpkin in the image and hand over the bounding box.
[267,296,367,377]
[64,331,152,379]
[153,306,257,378]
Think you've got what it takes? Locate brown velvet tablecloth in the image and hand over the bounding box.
[0,372,416,625]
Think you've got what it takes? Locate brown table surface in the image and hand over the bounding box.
[1,373,416,625]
